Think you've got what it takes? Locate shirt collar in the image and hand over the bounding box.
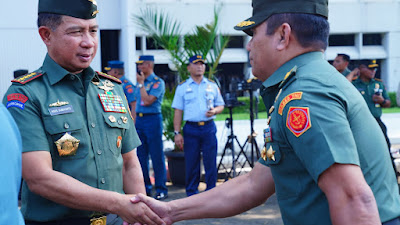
[43,54,95,85]
[262,51,324,88]
[145,73,156,82]
[187,76,207,85]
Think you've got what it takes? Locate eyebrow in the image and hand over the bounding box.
[66,25,99,31]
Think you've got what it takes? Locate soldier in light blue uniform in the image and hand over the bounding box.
[105,60,136,112]
[134,55,168,200]
[171,55,225,196]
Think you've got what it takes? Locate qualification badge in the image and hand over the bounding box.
[55,133,80,156]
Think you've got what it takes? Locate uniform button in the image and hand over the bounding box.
[101,178,106,184]
[97,150,102,155]
[117,119,122,125]
[70,75,75,80]
[91,123,96,128]
[64,123,70,129]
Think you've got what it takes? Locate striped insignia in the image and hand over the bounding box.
[286,107,311,137]
[278,92,303,115]
[12,72,43,84]
[96,71,122,84]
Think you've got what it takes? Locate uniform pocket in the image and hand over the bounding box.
[103,113,130,155]
[43,114,87,159]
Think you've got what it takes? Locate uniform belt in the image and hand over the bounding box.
[136,112,160,117]
[25,214,107,225]
[186,120,213,126]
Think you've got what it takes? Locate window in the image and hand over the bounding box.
[329,34,355,46]
[225,36,244,48]
[363,33,382,46]
[136,37,142,50]
[146,37,164,50]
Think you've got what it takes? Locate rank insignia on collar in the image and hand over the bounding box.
[49,100,69,107]
[286,107,311,137]
[55,133,80,157]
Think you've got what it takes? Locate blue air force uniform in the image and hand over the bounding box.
[134,73,168,196]
[172,77,225,196]
[120,76,136,105]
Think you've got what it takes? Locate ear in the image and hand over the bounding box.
[38,26,52,46]
[276,23,292,51]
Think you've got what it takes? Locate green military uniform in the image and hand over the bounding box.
[3,54,141,221]
[258,52,400,224]
[341,67,351,76]
[352,77,389,118]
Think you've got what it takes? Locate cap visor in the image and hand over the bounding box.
[234,15,267,36]
[192,59,205,64]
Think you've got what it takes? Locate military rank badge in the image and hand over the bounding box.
[98,93,127,113]
[263,127,272,143]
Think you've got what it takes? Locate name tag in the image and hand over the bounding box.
[48,105,75,116]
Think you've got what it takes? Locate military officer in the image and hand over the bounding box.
[171,55,225,196]
[332,53,359,81]
[2,1,163,224]
[105,60,136,117]
[352,61,398,177]
[131,0,400,224]
[134,55,168,200]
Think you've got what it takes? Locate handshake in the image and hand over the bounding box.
[119,194,172,225]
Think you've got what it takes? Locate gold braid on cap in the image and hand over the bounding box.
[236,20,255,27]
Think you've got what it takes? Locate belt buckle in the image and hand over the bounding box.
[139,113,143,117]
[198,121,205,126]
[90,215,107,225]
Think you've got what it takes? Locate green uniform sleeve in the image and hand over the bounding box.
[281,81,360,182]
[3,85,51,152]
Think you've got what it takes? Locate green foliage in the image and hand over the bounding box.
[388,92,397,107]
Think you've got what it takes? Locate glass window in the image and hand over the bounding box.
[329,34,355,46]
[225,36,244,48]
[363,33,382,46]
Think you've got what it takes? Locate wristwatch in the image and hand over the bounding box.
[138,83,144,88]
[174,131,180,135]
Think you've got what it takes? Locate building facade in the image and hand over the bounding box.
[1,0,399,98]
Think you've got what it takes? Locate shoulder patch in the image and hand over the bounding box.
[96,71,122,84]
[12,72,43,84]
[286,107,311,137]
[278,92,303,115]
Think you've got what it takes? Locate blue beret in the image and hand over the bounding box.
[189,55,205,64]
[104,60,124,71]
[136,55,154,64]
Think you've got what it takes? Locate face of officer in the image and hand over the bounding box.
[333,56,349,73]
[359,64,376,81]
[39,15,99,74]
[187,61,205,77]
[246,21,282,82]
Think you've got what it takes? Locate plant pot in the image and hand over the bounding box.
[165,149,186,186]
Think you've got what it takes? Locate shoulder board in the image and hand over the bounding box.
[207,78,216,83]
[179,79,188,85]
[12,71,44,84]
[97,71,122,84]
[352,76,358,81]
[279,66,297,89]
[374,78,382,82]
[154,76,159,80]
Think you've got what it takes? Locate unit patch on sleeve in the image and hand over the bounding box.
[278,92,302,115]
[286,107,311,137]
[6,93,29,110]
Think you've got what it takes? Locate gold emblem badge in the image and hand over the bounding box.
[121,116,128,124]
[117,136,122,148]
[98,80,114,92]
[108,115,116,123]
[55,133,80,157]
[90,215,106,225]
[236,20,255,27]
[266,146,276,161]
[49,100,69,107]
[261,147,267,161]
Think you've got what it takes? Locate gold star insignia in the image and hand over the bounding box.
[266,146,276,161]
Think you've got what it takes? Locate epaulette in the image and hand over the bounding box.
[179,79,188,85]
[97,71,122,84]
[279,66,297,89]
[154,76,159,80]
[12,71,44,84]
[207,78,216,83]
[374,78,382,82]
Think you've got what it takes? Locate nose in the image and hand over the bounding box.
[81,32,96,48]
[246,38,252,52]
